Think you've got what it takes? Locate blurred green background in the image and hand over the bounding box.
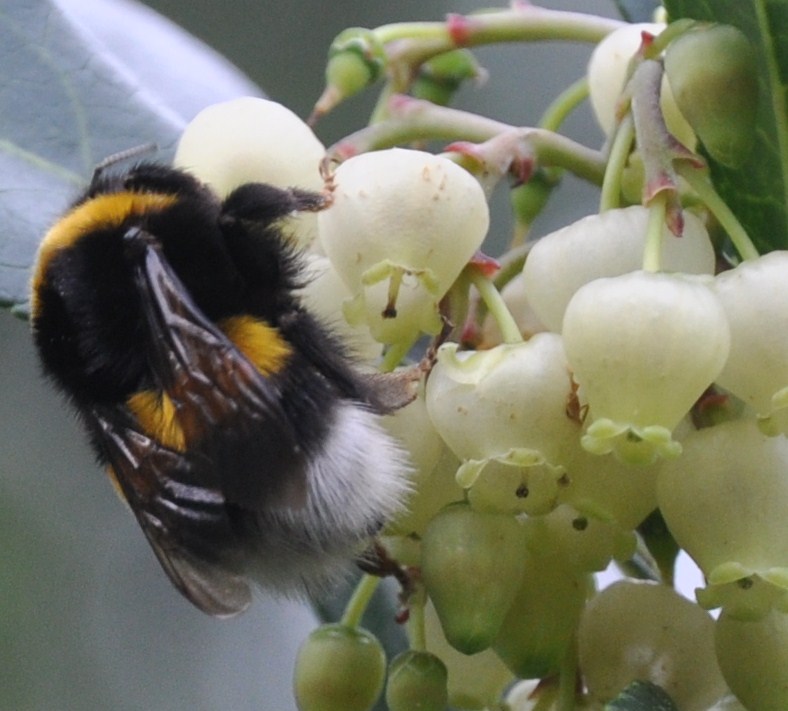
[1,0,616,709]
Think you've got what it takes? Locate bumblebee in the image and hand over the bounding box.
[30,160,414,617]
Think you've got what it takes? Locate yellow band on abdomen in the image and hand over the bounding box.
[219,315,292,376]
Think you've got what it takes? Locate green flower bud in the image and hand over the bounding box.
[419,48,481,83]
[293,624,386,711]
[423,601,513,709]
[421,502,527,654]
[327,28,386,99]
[664,24,758,168]
[412,49,483,106]
[509,170,556,234]
[492,551,589,679]
[385,650,449,711]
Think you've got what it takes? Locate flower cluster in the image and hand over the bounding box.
[173,6,784,709]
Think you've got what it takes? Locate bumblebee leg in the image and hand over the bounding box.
[220,183,328,223]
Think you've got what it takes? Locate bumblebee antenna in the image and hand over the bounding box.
[91,143,159,185]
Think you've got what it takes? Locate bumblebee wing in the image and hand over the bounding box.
[90,405,252,617]
[124,227,309,508]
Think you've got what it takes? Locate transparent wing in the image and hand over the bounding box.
[90,405,252,617]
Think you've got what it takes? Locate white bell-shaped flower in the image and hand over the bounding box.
[298,255,382,363]
[174,97,325,246]
[714,251,788,436]
[425,333,578,515]
[318,148,489,346]
[579,580,727,711]
[587,22,695,147]
[715,608,788,711]
[523,206,715,332]
[562,271,730,465]
[522,503,636,574]
[382,394,464,538]
[658,418,788,619]
[559,445,659,530]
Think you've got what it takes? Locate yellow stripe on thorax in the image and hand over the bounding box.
[30,191,177,316]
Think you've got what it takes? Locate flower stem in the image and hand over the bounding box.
[407,599,427,652]
[469,268,523,344]
[375,21,447,44]
[329,98,607,184]
[618,541,662,582]
[340,574,381,629]
[329,97,511,159]
[538,77,589,132]
[642,191,668,273]
[381,8,623,69]
[599,114,635,212]
[369,79,400,124]
[676,162,760,262]
[647,18,696,56]
[494,242,531,291]
[629,59,678,204]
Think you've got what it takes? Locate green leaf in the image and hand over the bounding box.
[613,0,662,23]
[663,0,788,254]
[605,680,681,711]
[0,0,261,315]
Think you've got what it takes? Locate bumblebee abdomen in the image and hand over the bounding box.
[238,401,410,593]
